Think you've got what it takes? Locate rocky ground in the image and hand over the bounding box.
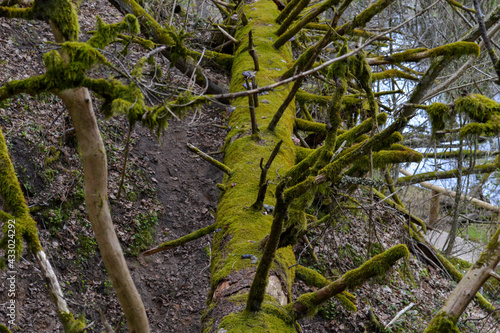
[0,1,499,332]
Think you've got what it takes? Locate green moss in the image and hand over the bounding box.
[427,41,480,58]
[33,0,80,41]
[87,14,140,49]
[0,324,12,333]
[369,145,423,169]
[372,69,419,81]
[44,146,60,166]
[295,265,357,312]
[218,301,295,332]
[59,311,86,333]
[0,127,41,258]
[343,244,409,289]
[387,47,427,63]
[456,94,499,122]
[455,94,500,137]
[295,118,326,134]
[424,311,459,333]
[0,6,34,20]
[334,112,387,150]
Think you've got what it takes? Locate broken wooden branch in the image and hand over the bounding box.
[142,223,217,256]
[187,143,233,175]
[252,140,283,210]
[248,30,259,71]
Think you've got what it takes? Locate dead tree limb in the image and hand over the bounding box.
[252,140,283,210]
[248,30,259,71]
[473,0,500,83]
[142,223,217,256]
[187,143,233,175]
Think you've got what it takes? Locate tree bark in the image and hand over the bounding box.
[425,225,500,332]
[60,88,149,332]
[428,190,440,228]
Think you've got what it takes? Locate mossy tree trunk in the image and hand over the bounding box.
[201,2,298,330]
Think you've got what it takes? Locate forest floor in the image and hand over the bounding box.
[0,1,499,332]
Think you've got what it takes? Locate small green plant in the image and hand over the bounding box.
[129,211,159,256]
[77,235,98,259]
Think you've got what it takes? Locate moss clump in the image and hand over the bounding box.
[456,94,500,122]
[44,146,60,166]
[218,300,295,332]
[372,69,419,81]
[88,14,140,49]
[424,311,459,333]
[0,127,41,258]
[424,102,450,135]
[59,311,86,333]
[455,94,500,137]
[387,47,427,63]
[0,6,34,20]
[343,244,409,289]
[427,41,480,58]
[33,0,80,41]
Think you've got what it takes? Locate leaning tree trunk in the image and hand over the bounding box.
[59,88,149,332]
[425,225,500,332]
[45,5,150,330]
[201,1,298,331]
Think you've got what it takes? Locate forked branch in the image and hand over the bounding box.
[252,140,283,210]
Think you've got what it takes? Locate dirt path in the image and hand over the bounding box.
[132,109,226,332]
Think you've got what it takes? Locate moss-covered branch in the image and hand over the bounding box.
[397,162,500,186]
[368,41,480,66]
[383,167,404,207]
[335,0,396,36]
[252,140,283,210]
[295,265,357,312]
[268,25,335,132]
[295,118,327,134]
[246,184,288,312]
[275,0,311,34]
[107,0,226,94]
[274,0,340,49]
[287,244,409,320]
[0,122,86,332]
[423,150,498,159]
[0,6,33,20]
[372,69,419,81]
[304,23,391,40]
[142,223,217,256]
[284,117,406,203]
